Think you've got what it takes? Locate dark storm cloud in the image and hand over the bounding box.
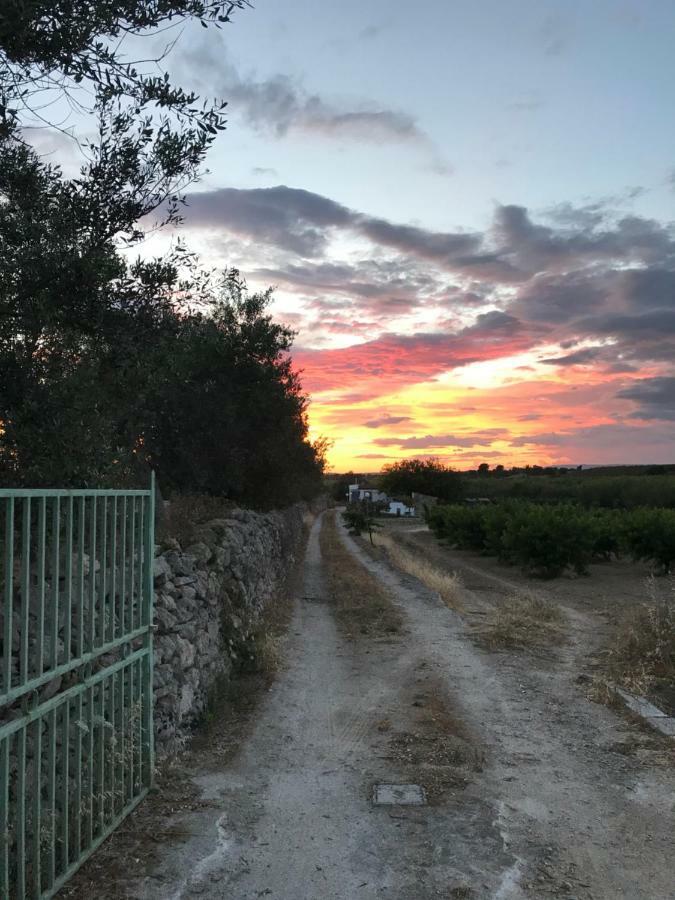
[183,187,675,285]
[464,310,522,334]
[616,377,675,421]
[251,259,443,312]
[510,422,675,452]
[543,201,608,230]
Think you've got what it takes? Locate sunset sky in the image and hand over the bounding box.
[44,0,675,470]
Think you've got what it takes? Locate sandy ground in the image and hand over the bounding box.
[61,512,675,900]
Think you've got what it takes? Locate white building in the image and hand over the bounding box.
[347,483,388,504]
[387,500,416,517]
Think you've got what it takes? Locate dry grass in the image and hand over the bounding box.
[247,630,284,677]
[605,577,675,713]
[242,548,304,682]
[372,530,463,611]
[158,493,234,545]
[586,676,624,710]
[475,591,566,651]
[320,511,404,638]
[386,677,483,803]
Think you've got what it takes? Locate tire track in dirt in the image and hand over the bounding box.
[338,517,675,900]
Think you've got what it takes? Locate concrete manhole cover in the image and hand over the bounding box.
[373,783,427,806]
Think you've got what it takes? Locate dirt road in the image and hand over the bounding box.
[123,512,674,900]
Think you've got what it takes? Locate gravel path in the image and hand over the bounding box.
[125,512,674,900]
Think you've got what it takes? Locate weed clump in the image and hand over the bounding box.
[477,591,566,651]
[373,531,463,610]
[606,578,675,711]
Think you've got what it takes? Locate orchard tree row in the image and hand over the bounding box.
[427,502,675,578]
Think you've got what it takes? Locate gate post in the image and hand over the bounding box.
[143,471,156,787]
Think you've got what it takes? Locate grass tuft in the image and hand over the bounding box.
[605,577,675,711]
[477,591,566,651]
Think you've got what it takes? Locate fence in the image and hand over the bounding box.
[0,479,155,898]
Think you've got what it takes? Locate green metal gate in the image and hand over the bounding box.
[0,478,155,898]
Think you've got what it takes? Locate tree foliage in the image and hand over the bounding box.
[342,501,382,544]
[379,458,462,503]
[0,5,326,506]
[1,2,251,230]
[0,143,325,502]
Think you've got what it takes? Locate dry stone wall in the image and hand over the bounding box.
[152,504,306,754]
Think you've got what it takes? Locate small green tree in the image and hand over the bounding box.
[342,501,382,544]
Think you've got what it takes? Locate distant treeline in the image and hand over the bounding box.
[327,463,675,510]
[461,473,675,509]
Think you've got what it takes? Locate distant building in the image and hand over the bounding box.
[347,483,388,504]
[411,492,438,515]
[387,500,415,517]
[346,483,416,516]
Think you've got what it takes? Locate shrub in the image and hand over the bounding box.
[428,505,488,551]
[481,504,513,561]
[606,578,675,702]
[159,492,234,545]
[622,508,675,573]
[342,501,382,543]
[500,504,596,577]
[589,509,623,560]
[426,505,448,535]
